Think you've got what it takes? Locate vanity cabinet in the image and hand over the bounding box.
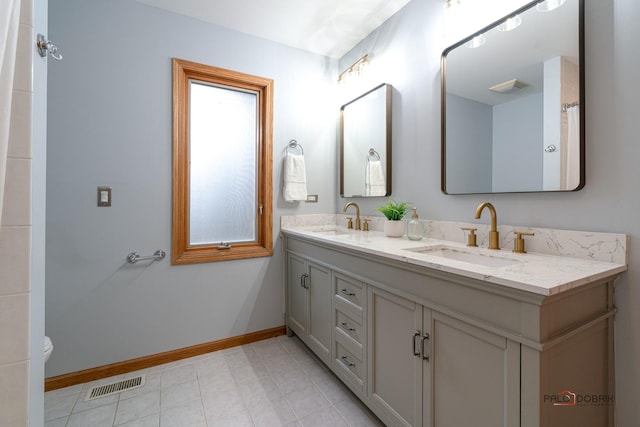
[283,234,617,427]
[368,286,427,426]
[286,253,332,364]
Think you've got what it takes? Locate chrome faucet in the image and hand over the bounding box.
[475,202,499,250]
[343,202,361,230]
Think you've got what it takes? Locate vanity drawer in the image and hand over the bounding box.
[334,341,365,390]
[335,308,365,352]
[334,273,364,315]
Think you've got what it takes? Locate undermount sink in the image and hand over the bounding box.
[338,232,372,245]
[315,230,347,236]
[403,245,521,268]
[308,227,373,243]
[312,229,349,236]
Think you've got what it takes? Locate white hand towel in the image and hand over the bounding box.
[365,160,386,196]
[283,153,308,202]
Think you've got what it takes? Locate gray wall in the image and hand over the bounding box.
[46,0,337,376]
[444,93,492,193]
[492,93,543,192]
[338,0,639,424]
[46,0,640,424]
[444,91,543,194]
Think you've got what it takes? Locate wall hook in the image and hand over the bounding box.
[37,34,63,61]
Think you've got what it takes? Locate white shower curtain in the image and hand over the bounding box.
[565,105,580,190]
[0,0,22,225]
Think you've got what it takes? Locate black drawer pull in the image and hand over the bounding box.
[341,322,356,332]
[341,355,356,367]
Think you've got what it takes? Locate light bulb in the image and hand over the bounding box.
[465,34,486,48]
[536,0,566,12]
[497,15,522,32]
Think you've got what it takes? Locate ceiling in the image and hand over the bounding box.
[136,0,412,59]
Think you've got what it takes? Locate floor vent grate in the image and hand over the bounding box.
[84,375,145,401]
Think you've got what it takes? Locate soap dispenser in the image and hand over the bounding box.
[407,207,424,241]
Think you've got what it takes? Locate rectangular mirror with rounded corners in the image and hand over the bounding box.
[340,83,392,198]
[441,0,584,194]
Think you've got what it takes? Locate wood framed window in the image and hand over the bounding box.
[172,58,273,264]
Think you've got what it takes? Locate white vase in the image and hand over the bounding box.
[383,219,405,237]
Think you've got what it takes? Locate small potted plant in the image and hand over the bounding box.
[376,198,411,237]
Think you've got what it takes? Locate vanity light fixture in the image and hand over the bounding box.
[445,0,461,9]
[536,0,566,12]
[497,15,522,31]
[465,34,486,48]
[338,54,370,84]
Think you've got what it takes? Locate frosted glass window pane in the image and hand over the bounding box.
[189,81,258,245]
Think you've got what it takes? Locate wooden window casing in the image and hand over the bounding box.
[172,58,273,264]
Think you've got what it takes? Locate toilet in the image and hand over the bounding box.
[44,336,53,363]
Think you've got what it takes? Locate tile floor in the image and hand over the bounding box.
[44,335,384,426]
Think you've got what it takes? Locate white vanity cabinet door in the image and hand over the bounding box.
[430,312,520,427]
[368,286,428,427]
[286,253,332,364]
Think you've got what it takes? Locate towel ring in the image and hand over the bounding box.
[286,139,304,155]
[368,148,380,161]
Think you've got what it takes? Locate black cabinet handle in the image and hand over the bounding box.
[422,333,430,361]
[413,332,421,356]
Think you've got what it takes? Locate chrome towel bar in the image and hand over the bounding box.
[127,250,166,264]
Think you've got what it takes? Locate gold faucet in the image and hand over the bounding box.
[343,202,361,230]
[475,202,499,250]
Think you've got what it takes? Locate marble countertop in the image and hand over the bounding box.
[281,221,627,296]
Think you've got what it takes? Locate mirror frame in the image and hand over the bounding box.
[441,0,585,194]
[340,83,392,198]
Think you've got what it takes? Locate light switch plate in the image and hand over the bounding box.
[305,194,318,203]
[97,186,112,207]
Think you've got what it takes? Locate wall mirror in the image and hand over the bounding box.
[340,83,392,198]
[172,58,273,264]
[441,0,584,194]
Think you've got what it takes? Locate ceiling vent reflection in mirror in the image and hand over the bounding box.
[489,78,528,93]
